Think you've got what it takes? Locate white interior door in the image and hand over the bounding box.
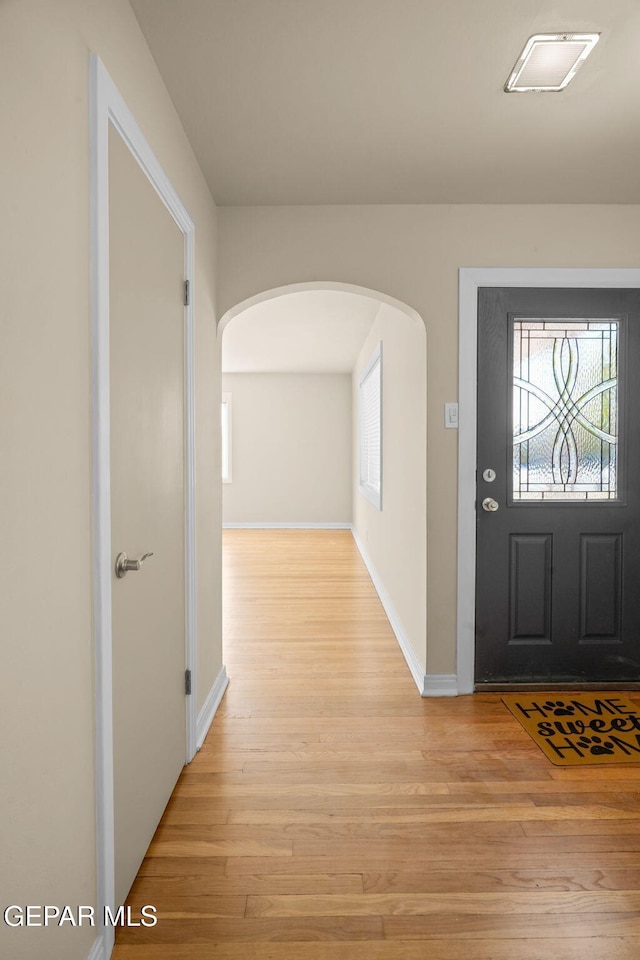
[109,125,187,908]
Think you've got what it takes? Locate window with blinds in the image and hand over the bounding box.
[358,342,382,509]
[221,393,232,483]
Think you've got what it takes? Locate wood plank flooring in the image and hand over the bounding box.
[114,529,640,958]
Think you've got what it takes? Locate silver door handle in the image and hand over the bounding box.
[115,551,154,579]
[481,498,499,512]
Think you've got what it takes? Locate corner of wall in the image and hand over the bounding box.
[350,528,425,694]
[423,674,459,697]
[195,665,230,750]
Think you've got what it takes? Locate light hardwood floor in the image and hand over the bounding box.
[114,529,640,959]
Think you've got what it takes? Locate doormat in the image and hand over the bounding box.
[502,694,640,765]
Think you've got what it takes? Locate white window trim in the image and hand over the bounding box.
[358,341,383,510]
[221,392,232,483]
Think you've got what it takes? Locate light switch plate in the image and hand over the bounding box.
[444,402,459,429]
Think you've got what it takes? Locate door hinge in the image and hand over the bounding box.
[184,279,190,306]
[185,668,192,696]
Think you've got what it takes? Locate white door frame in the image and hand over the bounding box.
[89,54,197,957]
[457,267,640,695]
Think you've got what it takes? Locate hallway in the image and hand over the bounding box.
[114,530,640,958]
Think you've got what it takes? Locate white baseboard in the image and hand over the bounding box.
[351,529,426,696]
[351,530,458,698]
[223,522,352,529]
[424,673,459,697]
[87,935,106,960]
[196,665,229,750]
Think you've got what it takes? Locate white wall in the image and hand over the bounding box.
[352,303,427,673]
[0,3,220,958]
[217,203,640,679]
[222,373,352,524]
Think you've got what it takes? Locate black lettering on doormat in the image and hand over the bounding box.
[502,695,640,765]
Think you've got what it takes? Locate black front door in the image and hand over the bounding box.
[475,287,640,685]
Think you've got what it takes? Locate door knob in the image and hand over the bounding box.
[481,498,499,513]
[115,551,154,579]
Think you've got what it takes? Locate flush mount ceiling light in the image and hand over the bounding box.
[504,33,600,92]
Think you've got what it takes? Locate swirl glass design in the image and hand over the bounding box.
[513,320,618,500]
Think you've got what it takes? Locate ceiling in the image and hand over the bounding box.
[131,0,640,205]
[221,290,379,372]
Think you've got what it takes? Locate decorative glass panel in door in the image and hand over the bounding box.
[513,320,618,501]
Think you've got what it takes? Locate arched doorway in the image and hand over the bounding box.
[218,281,429,693]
